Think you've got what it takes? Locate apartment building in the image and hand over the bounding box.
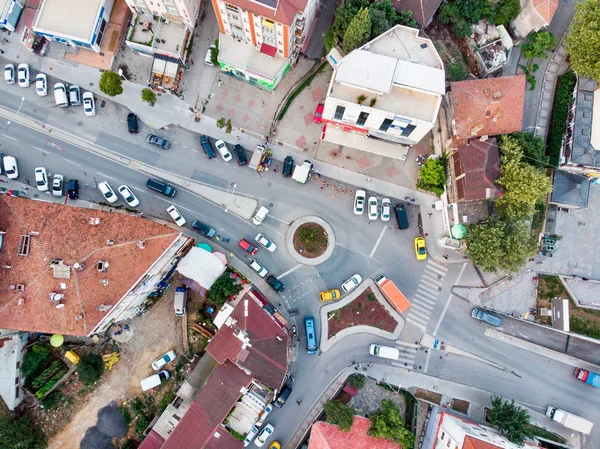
[124,0,201,30]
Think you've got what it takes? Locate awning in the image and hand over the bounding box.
[151,57,178,77]
[260,43,277,58]
[176,246,227,290]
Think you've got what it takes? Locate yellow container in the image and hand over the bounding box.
[65,350,80,365]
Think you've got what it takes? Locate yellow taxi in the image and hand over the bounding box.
[319,289,341,302]
[269,442,281,449]
[414,236,427,261]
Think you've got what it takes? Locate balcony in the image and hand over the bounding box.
[294,34,305,46]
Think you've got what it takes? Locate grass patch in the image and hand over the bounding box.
[531,201,546,236]
[547,71,576,167]
[526,424,567,444]
[413,388,442,405]
[277,61,327,121]
[450,398,470,414]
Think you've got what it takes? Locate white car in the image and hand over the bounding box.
[3,156,18,179]
[248,259,268,278]
[252,206,269,226]
[118,185,139,207]
[35,74,47,96]
[52,174,64,197]
[255,233,277,252]
[17,63,29,87]
[4,64,14,84]
[167,205,186,226]
[98,180,118,204]
[151,350,176,370]
[341,274,362,293]
[381,198,391,222]
[368,197,378,220]
[34,167,48,192]
[82,91,95,116]
[205,44,216,66]
[256,404,273,426]
[354,189,366,215]
[243,425,260,447]
[215,140,233,162]
[255,423,275,447]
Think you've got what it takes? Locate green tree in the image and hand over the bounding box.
[0,413,47,449]
[22,343,52,384]
[76,353,105,385]
[438,0,488,37]
[324,29,337,53]
[99,70,123,97]
[490,0,520,26]
[417,157,447,196]
[368,399,415,447]
[346,374,366,389]
[369,8,390,40]
[210,39,219,65]
[141,88,157,105]
[487,395,532,445]
[343,7,372,53]
[521,31,556,60]
[465,218,537,273]
[565,0,600,80]
[323,400,355,431]
[502,133,548,169]
[207,273,242,306]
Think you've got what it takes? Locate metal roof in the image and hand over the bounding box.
[551,170,590,208]
[394,60,445,95]
[570,78,600,167]
[335,50,396,93]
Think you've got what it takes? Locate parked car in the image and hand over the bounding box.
[118,185,140,207]
[205,44,216,66]
[243,425,260,447]
[3,156,18,179]
[368,197,378,220]
[192,220,216,237]
[4,64,15,84]
[98,180,118,203]
[233,144,247,165]
[67,179,79,199]
[127,113,139,133]
[255,424,275,447]
[215,140,233,162]
[53,82,68,107]
[167,205,186,226]
[248,259,268,278]
[151,350,176,370]
[68,84,81,105]
[414,236,427,261]
[146,134,171,149]
[252,206,269,225]
[268,443,281,449]
[17,63,29,87]
[381,198,391,221]
[471,308,502,327]
[255,233,277,252]
[34,167,48,192]
[282,156,294,177]
[146,178,176,197]
[82,92,95,116]
[319,289,341,302]
[238,239,258,255]
[199,135,216,159]
[35,74,47,96]
[140,370,170,391]
[257,404,273,426]
[354,190,366,215]
[369,344,400,360]
[393,203,409,229]
[52,174,64,197]
[266,275,285,292]
[275,385,292,407]
[341,274,362,293]
[313,103,324,123]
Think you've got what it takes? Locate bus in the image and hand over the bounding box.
[304,316,318,354]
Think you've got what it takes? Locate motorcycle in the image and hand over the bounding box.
[292,325,298,339]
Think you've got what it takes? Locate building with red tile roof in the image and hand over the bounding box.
[0,196,190,336]
[451,76,525,143]
[308,416,400,449]
[512,0,559,39]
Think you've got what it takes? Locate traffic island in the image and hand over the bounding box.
[286,216,335,265]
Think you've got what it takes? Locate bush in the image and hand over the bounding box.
[207,273,242,307]
[547,71,576,167]
[0,413,47,449]
[99,70,123,96]
[446,62,468,81]
[119,406,134,426]
[77,353,105,385]
[210,39,219,65]
[324,29,337,53]
[141,88,157,104]
[416,157,447,196]
[134,414,152,435]
[323,400,355,431]
[22,343,53,385]
[347,374,366,389]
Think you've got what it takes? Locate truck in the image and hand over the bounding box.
[375,274,411,313]
[574,367,600,388]
[248,145,267,170]
[291,159,313,184]
[545,406,594,435]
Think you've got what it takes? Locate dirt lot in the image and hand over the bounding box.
[46,284,187,449]
[425,20,480,78]
[327,287,398,338]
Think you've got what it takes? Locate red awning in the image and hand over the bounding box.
[260,43,277,58]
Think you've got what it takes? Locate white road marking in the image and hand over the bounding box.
[191,149,199,153]
[369,226,387,258]
[33,146,49,154]
[277,264,302,279]
[63,158,81,167]
[406,318,426,331]
[2,134,16,141]
[268,214,290,225]
[261,222,285,237]
[182,145,189,149]
[97,172,116,181]
[129,186,144,192]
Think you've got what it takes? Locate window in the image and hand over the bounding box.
[379,118,393,132]
[334,105,345,120]
[446,439,451,448]
[440,432,445,440]
[356,112,369,126]
[401,124,416,137]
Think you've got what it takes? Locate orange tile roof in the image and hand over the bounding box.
[532,0,558,25]
[0,196,182,336]
[463,436,505,449]
[451,75,526,140]
[308,416,401,449]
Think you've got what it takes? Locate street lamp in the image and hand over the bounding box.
[6,97,25,129]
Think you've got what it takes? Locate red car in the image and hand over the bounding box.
[313,103,324,123]
[238,239,258,255]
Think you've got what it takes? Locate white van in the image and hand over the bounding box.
[53,83,69,108]
[369,344,400,360]
[140,370,170,391]
[174,287,187,316]
[252,206,269,225]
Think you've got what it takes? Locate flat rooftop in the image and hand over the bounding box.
[219,34,288,81]
[34,0,103,40]
[128,14,157,46]
[154,20,188,56]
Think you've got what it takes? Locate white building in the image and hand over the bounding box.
[123,0,201,31]
[0,329,28,410]
[0,0,25,32]
[322,25,445,160]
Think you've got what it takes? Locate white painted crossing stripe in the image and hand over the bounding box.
[427,259,448,270]
[392,360,415,368]
[278,264,302,279]
[395,341,420,349]
[417,283,441,296]
[426,261,448,275]
[422,272,444,285]
[414,292,437,305]
[406,317,427,331]
[408,307,430,320]
[411,301,434,313]
[406,312,428,326]
[415,288,437,299]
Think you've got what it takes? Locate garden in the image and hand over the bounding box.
[293,222,329,258]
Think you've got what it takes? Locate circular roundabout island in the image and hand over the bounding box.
[286,216,336,265]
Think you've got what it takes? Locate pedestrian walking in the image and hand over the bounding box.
[443,254,449,260]
[296,400,302,405]
[428,213,433,218]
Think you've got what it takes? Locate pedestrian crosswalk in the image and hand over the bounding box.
[391,341,419,367]
[406,260,448,331]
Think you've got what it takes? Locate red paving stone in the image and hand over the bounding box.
[312,87,323,102]
[304,112,313,126]
[216,104,224,112]
[356,157,372,169]
[242,113,250,123]
[248,99,255,108]
[222,91,229,98]
[296,135,307,148]
[234,93,242,103]
[229,109,236,116]
[384,166,400,177]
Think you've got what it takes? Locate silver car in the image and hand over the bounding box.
[52,174,64,197]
